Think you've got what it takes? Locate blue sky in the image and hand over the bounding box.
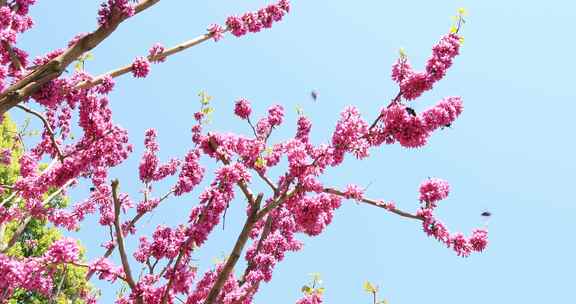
[13,1,576,303]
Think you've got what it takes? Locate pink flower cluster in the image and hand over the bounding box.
[207,24,224,42]
[148,43,166,63]
[343,184,364,201]
[134,225,187,262]
[234,98,252,119]
[225,0,290,37]
[392,34,461,100]
[295,292,323,304]
[415,179,488,257]
[174,149,205,196]
[0,1,34,80]
[97,0,135,27]
[131,56,151,78]
[419,177,450,207]
[374,96,463,148]
[138,128,180,183]
[331,106,370,164]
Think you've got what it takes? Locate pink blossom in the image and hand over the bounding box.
[43,237,80,263]
[469,228,489,252]
[174,149,205,196]
[267,104,285,127]
[207,24,224,42]
[234,98,252,119]
[97,0,135,26]
[296,292,323,304]
[148,43,166,63]
[131,56,150,78]
[419,178,450,207]
[451,233,472,257]
[343,184,364,201]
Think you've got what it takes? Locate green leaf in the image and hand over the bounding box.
[316,287,325,295]
[301,285,312,295]
[363,281,377,293]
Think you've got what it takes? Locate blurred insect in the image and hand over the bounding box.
[89,187,96,192]
[405,107,417,116]
[310,90,318,101]
[481,211,492,217]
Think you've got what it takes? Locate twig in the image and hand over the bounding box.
[76,29,229,91]
[323,187,423,221]
[111,179,141,303]
[85,189,173,281]
[203,194,263,304]
[15,104,64,161]
[1,178,75,253]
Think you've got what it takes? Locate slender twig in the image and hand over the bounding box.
[51,265,67,304]
[208,137,255,204]
[85,189,173,281]
[111,179,140,303]
[0,191,17,207]
[239,213,274,285]
[1,179,75,253]
[15,104,64,161]
[76,29,229,91]
[203,194,263,304]
[323,188,423,220]
[2,41,23,72]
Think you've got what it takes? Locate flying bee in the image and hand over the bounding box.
[481,211,492,217]
[310,90,318,101]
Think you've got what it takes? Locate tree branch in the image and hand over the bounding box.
[0,0,161,115]
[15,104,64,161]
[111,179,140,303]
[323,187,423,221]
[77,30,226,90]
[204,193,263,304]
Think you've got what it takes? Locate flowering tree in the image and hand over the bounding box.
[1,115,91,303]
[0,1,488,304]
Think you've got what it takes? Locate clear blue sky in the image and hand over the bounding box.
[14,1,576,303]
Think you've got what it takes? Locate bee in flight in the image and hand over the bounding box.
[310,90,318,101]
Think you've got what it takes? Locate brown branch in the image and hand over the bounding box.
[0,0,161,115]
[323,187,424,221]
[239,213,274,286]
[2,41,23,72]
[76,30,225,90]
[204,193,263,304]
[15,104,64,161]
[111,179,140,302]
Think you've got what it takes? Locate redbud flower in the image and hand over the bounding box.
[469,228,488,252]
[131,56,150,78]
[419,178,450,207]
[207,24,224,42]
[226,15,246,37]
[267,104,284,126]
[344,184,364,201]
[234,98,252,119]
[148,43,166,63]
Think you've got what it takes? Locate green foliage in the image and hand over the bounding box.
[0,114,92,303]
